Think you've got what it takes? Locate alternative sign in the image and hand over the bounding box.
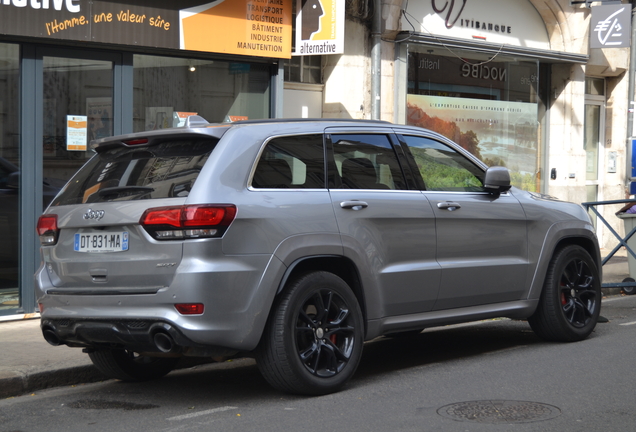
[0,0,292,59]
[293,0,344,55]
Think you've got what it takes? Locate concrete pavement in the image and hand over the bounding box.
[1,249,632,399]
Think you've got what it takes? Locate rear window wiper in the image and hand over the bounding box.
[97,186,155,199]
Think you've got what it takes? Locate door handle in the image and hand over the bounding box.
[340,201,369,210]
[437,202,461,211]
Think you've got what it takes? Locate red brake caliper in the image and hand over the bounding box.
[560,279,568,305]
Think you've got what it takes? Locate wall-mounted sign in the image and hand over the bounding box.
[0,0,292,59]
[66,115,87,151]
[293,0,345,56]
[180,0,292,58]
[590,4,631,49]
[402,0,550,49]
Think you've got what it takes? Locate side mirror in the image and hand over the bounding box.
[7,171,19,189]
[484,166,511,195]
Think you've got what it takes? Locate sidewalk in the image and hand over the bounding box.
[0,319,105,399]
[1,250,632,399]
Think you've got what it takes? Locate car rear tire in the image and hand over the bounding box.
[88,349,178,382]
[528,245,601,342]
[256,271,364,395]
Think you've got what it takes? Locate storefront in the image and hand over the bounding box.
[387,0,634,252]
[394,0,588,194]
[0,0,292,317]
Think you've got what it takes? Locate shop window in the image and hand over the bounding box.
[133,55,271,131]
[585,77,605,96]
[0,43,19,313]
[284,55,322,84]
[406,46,540,192]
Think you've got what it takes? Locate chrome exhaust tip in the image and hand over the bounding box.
[153,331,177,353]
[42,327,61,346]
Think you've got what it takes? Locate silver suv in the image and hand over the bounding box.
[35,119,601,395]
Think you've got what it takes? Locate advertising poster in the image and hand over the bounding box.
[293,0,344,55]
[66,115,88,151]
[407,95,539,188]
[180,0,292,58]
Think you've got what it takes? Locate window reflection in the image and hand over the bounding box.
[133,55,270,131]
[0,43,19,312]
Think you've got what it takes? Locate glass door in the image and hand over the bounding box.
[14,47,124,316]
[0,43,19,315]
[41,55,115,190]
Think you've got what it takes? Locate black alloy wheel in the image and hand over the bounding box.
[295,288,356,377]
[256,271,364,395]
[558,255,598,328]
[529,245,601,342]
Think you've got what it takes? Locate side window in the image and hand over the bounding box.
[330,134,406,190]
[252,134,325,189]
[400,135,485,192]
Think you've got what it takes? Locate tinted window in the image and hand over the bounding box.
[51,139,217,205]
[331,134,406,190]
[401,135,485,192]
[252,135,325,189]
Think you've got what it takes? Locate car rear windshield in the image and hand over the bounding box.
[51,139,217,206]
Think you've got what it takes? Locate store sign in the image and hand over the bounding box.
[403,0,550,49]
[590,4,631,48]
[293,0,345,56]
[0,0,292,59]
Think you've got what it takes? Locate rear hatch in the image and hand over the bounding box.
[39,130,227,290]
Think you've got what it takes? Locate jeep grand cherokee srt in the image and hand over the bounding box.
[35,118,602,395]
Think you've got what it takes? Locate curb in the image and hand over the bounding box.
[0,365,107,399]
[0,357,219,399]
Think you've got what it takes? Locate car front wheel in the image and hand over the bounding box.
[528,245,601,342]
[256,271,364,395]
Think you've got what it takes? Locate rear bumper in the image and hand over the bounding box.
[40,318,238,358]
[35,253,288,352]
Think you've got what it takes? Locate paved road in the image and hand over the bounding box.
[1,295,635,432]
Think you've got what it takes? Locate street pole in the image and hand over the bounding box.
[371,0,382,120]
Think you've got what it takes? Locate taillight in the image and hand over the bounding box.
[140,204,236,240]
[37,214,59,246]
[174,303,204,315]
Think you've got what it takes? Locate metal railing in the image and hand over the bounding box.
[582,198,636,289]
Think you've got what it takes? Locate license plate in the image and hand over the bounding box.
[74,232,129,253]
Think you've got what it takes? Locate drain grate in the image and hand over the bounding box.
[437,400,561,424]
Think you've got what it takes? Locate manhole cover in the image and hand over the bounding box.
[437,400,561,424]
